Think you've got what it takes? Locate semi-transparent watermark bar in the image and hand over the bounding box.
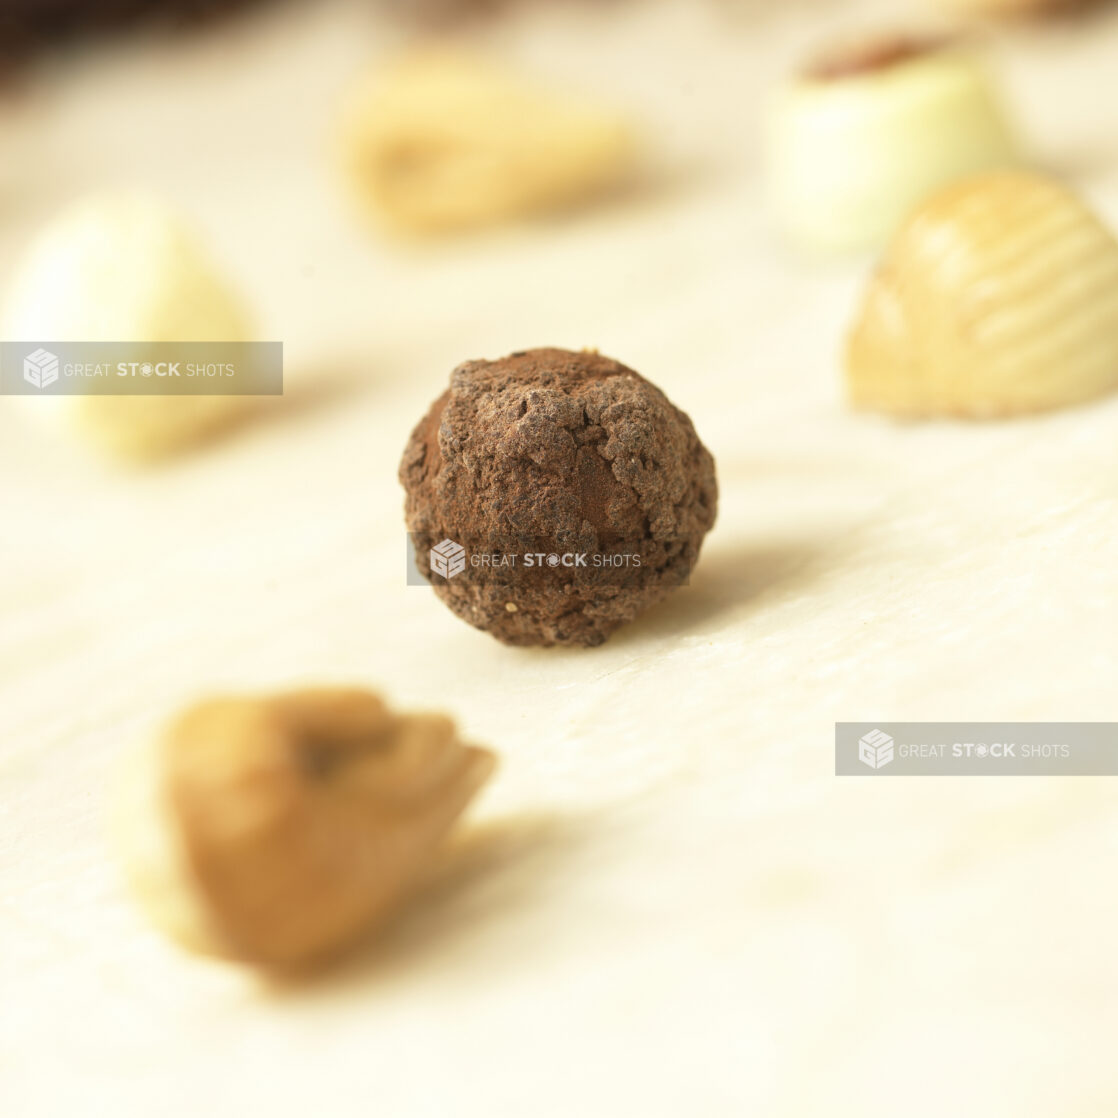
[1,342,282,395]
[405,533,690,588]
[837,723,1118,775]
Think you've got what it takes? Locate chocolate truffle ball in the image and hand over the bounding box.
[400,348,718,648]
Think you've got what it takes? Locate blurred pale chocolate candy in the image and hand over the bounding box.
[340,51,635,235]
[846,171,1118,417]
[112,688,496,970]
[3,194,256,460]
[766,34,1020,253]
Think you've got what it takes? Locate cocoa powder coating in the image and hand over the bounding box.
[400,348,718,647]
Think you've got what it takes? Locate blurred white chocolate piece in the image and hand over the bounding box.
[766,36,1019,253]
[2,194,254,460]
[847,172,1118,417]
[340,52,634,234]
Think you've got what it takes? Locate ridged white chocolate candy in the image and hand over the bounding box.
[766,38,1019,252]
[846,172,1118,417]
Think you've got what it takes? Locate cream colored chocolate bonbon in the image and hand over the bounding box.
[3,193,255,460]
[340,51,634,234]
[766,35,1019,252]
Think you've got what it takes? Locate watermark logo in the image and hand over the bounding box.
[835,723,1118,775]
[2,341,283,395]
[858,729,895,770]
[406,533,657,588]
[430,539,467,580]
[23,348,59,389]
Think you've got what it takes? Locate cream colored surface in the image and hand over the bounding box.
[1,1,1117,1115]
[111,738,222,957]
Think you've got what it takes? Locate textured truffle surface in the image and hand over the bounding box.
[400,348,718,647]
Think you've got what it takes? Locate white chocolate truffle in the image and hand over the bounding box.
[3,194,254,460]
[766,36,1019,253]
[846,171,1118,417]
[340,52,635,234]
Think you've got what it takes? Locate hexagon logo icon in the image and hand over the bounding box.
[24,348,59,389]
[429,539,466,580]
[859,729,894,769]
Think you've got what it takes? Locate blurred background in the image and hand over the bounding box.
[2,1,1118,1115]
